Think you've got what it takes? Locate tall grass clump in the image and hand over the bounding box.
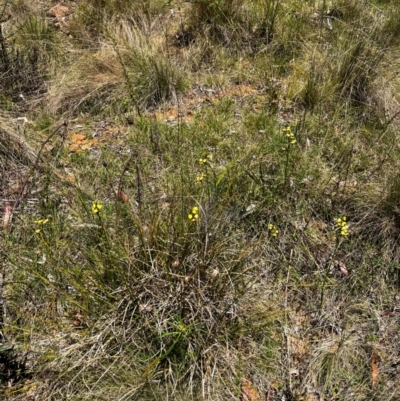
[332,35,383,105]
[1,114,279,399]
[0,10,62,96]
[187,0,280,53]
[71,0,168,45]
[125,46,186,107]
[48,21,186,116]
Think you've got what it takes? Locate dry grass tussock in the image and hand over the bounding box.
[0,115,36,165]
[1,0,400,400]
[48,18,185,116]
[48,47,125,115]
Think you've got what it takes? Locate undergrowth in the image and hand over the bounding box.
[0,0,400,400]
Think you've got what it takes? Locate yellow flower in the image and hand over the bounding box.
[34,218,49,234]
[92,201,103,214]
[283,126,296,144]
[268,223,279,237]
[34,218,49,225]
[188,206,199,222]
[196,173,206,183]
[336,216,349,238]
[199,154,212,165]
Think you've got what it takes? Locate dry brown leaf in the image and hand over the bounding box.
[68,133,86,142]
[371,352,379,386]
[288,334,308,362]
[336,260,349,276]
[48,4,69,19]
[241,378,261,401]
[80,139,98,150]
[3,204,12,229]
[69,143,82,152]
[380,310,396,317]
[117,190,129,203]
[338,181,357,188]
[65,175,76,183]
[68,132,98,152]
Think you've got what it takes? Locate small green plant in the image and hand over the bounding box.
[0,95,14,111]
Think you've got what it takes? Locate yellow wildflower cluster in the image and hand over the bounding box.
[196,172,206,184]
[191,153,211,216]
[188,206,199,222]
[336,216,349,238]
[34,218,49,234]
[92,200,103,214]
[268,223,279,237]
[283,126,296,144]
[199,154,212,165]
